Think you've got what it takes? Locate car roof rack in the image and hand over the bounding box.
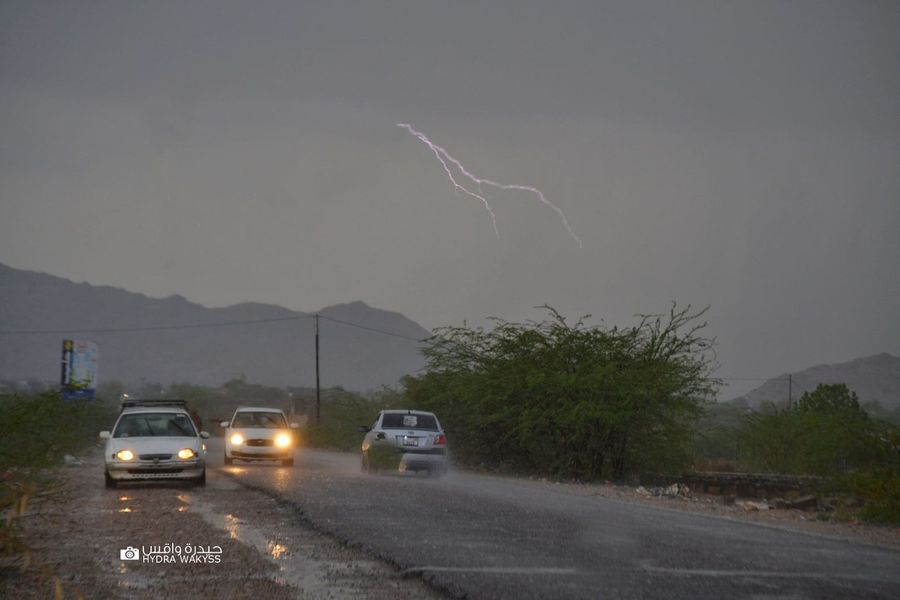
[120,398,187,411]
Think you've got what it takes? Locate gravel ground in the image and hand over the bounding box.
[501,475,900,549]
[1,450,446,599]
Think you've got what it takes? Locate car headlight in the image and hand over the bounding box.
[274,433,292,448]
[177,448,196,460]
[116,450,135,461]
[230,433,244,445]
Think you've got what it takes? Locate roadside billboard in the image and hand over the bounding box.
[61,339,98,400]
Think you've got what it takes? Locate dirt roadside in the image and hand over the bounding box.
[503,475,900,549]
[1,450,446,599]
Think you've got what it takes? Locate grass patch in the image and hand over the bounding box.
[0,392,116,557]
[842,470,900,524]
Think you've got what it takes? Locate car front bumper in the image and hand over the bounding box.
[226,443,293,460]
[229,449,292,460]
[106,458,205,480]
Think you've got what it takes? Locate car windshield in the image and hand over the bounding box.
[232,412,287,429]
[113,413,197,438]
[381,413,438,431]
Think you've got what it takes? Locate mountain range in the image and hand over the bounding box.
[0,262,429,391]
[731,353,900,411]
[3,262,898,408]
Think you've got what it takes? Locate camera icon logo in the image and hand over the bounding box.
[120,546,140,561]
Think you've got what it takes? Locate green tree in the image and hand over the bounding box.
[796,383,864,416]
[739,383,892,476]
[405,304,718,480]
[738,403,808,473]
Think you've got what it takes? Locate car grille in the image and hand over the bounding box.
[139,453,173,460]
[246,439,274,447]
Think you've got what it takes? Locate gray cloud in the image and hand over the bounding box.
[2,1,898,396]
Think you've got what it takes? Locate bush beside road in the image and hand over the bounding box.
[0,392,117,561]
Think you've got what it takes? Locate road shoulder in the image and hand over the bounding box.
[1,450,447,599]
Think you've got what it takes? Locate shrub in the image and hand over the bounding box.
[0,392,116,557]
[841,469,900,524]
[404,305,718,480]
[738,385,895,476]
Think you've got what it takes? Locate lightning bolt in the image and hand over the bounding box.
[398,123,582,248]
[397,123,499,239]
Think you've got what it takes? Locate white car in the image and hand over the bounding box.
[360,409,448,477]
[221,407,299,466]
[100,400,208,488]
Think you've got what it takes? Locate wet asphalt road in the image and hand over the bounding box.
[210,440,900,599]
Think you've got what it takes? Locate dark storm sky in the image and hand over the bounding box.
[2,0,898,395]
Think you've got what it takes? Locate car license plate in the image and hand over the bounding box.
[402,437,419,447]
[131,472,175,478]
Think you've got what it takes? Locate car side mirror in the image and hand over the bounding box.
[290,422,300,429]
[219,421,230,429]
[99,431,110,439]
[200,431,210,439]
[358,425,371,433]
[375,432,385,440]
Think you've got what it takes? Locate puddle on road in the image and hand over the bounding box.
[176,493,191,512]
[192,499,335,591]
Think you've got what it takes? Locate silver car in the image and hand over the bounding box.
[360,410,448,476]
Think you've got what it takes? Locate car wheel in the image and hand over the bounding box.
[224,452,233,465]
[195,469,206,487]
[104,471,117,489]
[282,458,294,467]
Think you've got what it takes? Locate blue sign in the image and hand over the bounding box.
[61,339,98,400]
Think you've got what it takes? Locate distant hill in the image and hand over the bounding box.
[0,263,429,391]
[732,353,900,411]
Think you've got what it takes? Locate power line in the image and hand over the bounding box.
[0,316,816,384]
[0,313,426,342]
[0,314,315,335]
[318,314,425,342]
[717,377,793,381]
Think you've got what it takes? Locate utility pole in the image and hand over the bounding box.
[788,374,793,409]
[315,313,321,424]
